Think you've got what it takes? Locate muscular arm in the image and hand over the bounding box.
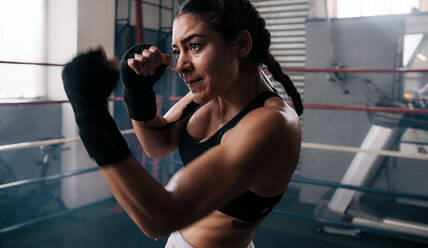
[130,92,193,158]
[100,108,301,238]
[120,44,192,158]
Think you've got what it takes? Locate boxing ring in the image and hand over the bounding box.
[1,58,428,247]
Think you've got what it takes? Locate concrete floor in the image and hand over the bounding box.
[1,196,427,248]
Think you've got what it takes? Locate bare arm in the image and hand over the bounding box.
[100,108,301,238]
[122,45,193,158]
[130,92,193,158]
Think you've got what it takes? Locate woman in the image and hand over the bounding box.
[62,0,303,247]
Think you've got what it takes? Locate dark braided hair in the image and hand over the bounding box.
[176,0,304,116]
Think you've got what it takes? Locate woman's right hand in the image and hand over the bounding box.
[120,44,171,93]
[126,45,171,77]
[120,44,171,122]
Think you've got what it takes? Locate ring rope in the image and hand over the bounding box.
[291,176,428,201]
[0,129,427,160]
[0,167,99,191]
[302,142,428,160]
[0,129,135,152]
[281,68,428,73]
[273,209,428,243]
[2,98,428,115]
[303,103,428,114]
[3,167,428,203]
[2,60,428,73]
[0,60,63,67]
[0,97,124,106]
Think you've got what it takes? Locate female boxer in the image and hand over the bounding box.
[62,1,303,247]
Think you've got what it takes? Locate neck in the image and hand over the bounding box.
[213,62,270,119]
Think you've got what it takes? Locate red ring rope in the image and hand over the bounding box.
[1,60,427,113]
[282,68,428,73]
[1,60,428,74]
[1,96,427,114]
[303,103,428,114]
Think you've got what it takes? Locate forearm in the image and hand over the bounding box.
[131,115,177,158]
[61,48,185,238]
[100,156,184,237]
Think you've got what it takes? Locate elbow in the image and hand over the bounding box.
[134,204,184,239]
[137,217,177,239]
[132,216,164,239]
[143,147,174,159]
[144,228,172,240]
[143,150,166,159]
[141,227,163,240]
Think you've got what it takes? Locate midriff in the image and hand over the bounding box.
[180,210,263,248]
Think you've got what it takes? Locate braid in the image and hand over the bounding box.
[263,53,304,116]
[243,2,304,116]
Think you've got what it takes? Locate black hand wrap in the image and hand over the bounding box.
[62,51,131,166]
[120,44,168,122]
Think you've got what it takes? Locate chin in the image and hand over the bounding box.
[191,91,210,105]
[191,92,203,104]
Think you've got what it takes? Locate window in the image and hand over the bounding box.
[402,34,428,102]
[337,0,419,18]
[0,0,46,99]
[403,34,424,67]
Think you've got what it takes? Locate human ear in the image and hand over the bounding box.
[236,29,252,58]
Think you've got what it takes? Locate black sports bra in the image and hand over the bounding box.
[178,91,284,222]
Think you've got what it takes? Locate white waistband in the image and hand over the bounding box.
[165,231,255,248]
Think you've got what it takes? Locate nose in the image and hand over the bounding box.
[175,52,193,78]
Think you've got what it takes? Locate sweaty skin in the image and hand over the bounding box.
[99,13,301,248]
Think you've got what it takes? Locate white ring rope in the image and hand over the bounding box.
[0,129,135,152]
[0,129,427,160]
[302,142,428,161]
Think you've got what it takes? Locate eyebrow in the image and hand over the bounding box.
[172,34,205,48]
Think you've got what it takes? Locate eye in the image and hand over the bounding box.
[172,50,180,58]
[189,43,201,50]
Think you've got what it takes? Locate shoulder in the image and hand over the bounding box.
[163,92,194,123]
[232,96,301,143]
[221,98,302,165]
[215,104,301,186]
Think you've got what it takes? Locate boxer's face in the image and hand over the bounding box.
[172,14,240,104]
